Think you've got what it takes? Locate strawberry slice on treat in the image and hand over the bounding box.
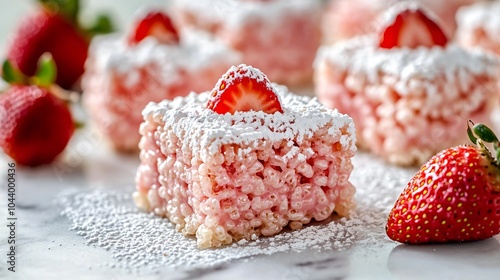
[206,64,284,115]
[386,121,500,244]
[5,0,114,90]
[0,55,75,166]
[379,3,448,49]
[128,10,179,45]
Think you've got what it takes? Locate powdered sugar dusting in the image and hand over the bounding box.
[456,1,500,44]
[377,1,419,27]
[90,28,240,85]
[315,36,498,96]
[58,152,416,273]
[377,1,444,30]
[142,86,356,156]
[210,64,277,99]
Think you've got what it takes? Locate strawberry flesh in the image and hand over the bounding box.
[128,10,179,45]
[206,65,283,114]
[386,145,500,244]
[0,86,74,166]
[6,11,89,89]
[379,5,448,49]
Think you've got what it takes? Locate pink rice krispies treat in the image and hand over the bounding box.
[134,88,356,248]
[82,31,240,152]
[456,2,500,56]
[314,36,498,166]
[172,0,322,86]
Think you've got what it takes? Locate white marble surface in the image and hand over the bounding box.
[1,1,500,279]
[0,128,499,280]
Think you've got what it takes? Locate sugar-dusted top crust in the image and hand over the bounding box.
[211,65,277,99]
[89,29,240,83]
[376,1,444,30]
[316,36,498,95]
[174,0,320,27]
[456,1,500,43]
[142,85,356,156]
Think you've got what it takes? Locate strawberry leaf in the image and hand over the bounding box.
[32,54,57,88]
[468,120,500,164]
[38,0,80,23]
[85,13,115,37]
[1,60,26,85]
[473,123,499,143]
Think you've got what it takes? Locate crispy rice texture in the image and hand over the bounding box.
[134,87,357,248]
[314,37,498,166]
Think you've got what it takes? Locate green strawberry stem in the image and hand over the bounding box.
[37,0,114,37]
[467,120,500,166]
[31,53,57,87]
[84,13,115,37]
[2,54,56,87]
[2,54,79,104]
[2,61,27,85]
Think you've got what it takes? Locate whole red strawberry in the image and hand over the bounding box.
[5,0,113,89]
[0,56,75,166]
[386,121,500,243]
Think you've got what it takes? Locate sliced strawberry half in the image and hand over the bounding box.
[128,10,179,45]
[379,3,448,49]
[206,64,284,114]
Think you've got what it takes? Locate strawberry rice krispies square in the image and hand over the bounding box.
[135,65,357,248]
[315,3,498,166]
[82,9,240,152]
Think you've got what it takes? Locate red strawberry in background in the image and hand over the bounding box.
[206,64,284,114]
[128,10,180,45]
[378,2,448,49]
[5,0,114,90]
[0,55,75,166]
[386,121,500,244]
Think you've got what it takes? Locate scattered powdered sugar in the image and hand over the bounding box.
[57,152,417,273]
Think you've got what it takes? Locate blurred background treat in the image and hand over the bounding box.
[172,0,324,87]
[314,2,499,166]
[81,8,240,152]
